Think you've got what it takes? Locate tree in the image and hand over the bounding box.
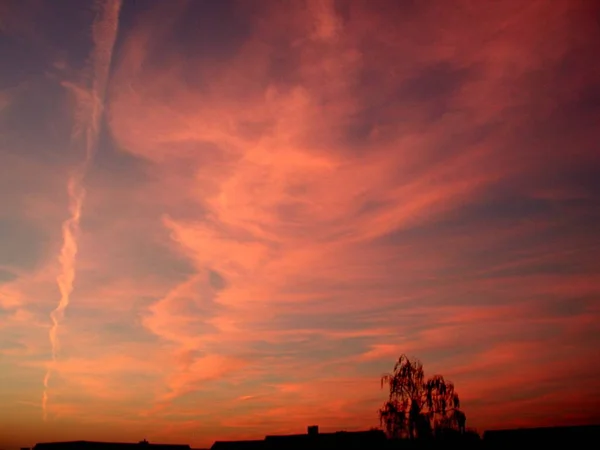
[379,354,465,439]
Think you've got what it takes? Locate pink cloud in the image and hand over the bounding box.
[1,0,599,448]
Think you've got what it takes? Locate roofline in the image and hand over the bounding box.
[34,442,190,447]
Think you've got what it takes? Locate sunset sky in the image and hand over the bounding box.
[1,0,600,448]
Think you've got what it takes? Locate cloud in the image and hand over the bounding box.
[104,0,600,433]
[1,0,599,447]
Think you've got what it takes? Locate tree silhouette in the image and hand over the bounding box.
[379,354,465,439]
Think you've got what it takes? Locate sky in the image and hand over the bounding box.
[1,0,600,448]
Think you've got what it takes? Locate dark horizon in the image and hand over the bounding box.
[5,423,600,450]
[15,423,600,450]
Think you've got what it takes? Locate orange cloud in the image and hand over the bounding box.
[1,0,599,448]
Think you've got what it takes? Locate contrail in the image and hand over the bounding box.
[42,0,122,421]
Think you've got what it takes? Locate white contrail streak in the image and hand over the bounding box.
[42,0,122,421]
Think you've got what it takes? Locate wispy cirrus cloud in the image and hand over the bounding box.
[1,0,599,448]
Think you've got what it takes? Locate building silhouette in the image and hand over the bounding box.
[211,426,386,450]
[483,424,600,447]
[28,424,599,450]
[33,441,191,450]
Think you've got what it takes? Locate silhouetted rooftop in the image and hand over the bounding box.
[265,429,386,442]
[34,441,191,450]
[209,441,264,450]
[483,425,600,444]
[210,428,387,450]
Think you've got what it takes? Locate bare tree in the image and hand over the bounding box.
[379,354,465,439]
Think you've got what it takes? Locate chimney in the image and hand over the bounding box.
[308,425,319,436]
